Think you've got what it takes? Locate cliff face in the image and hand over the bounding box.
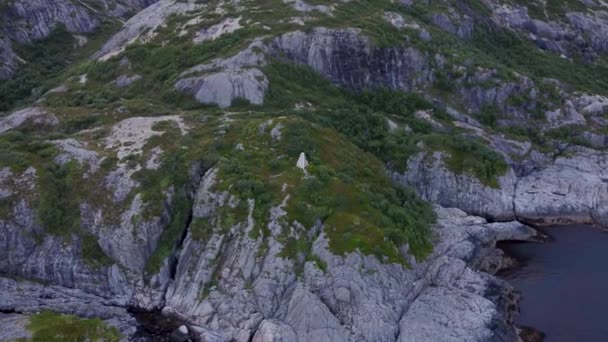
[0,0,160,80]
[2,0,608,340]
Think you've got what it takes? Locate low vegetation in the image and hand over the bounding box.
[212,117,436,263]
[0,23,117,112]
[17,311,121,342]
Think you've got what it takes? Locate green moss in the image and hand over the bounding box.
[18,311,121,342]
[191,217,214,241]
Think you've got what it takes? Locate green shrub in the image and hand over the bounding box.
[36,161,81,235]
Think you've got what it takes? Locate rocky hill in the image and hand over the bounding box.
[1,0,607,341]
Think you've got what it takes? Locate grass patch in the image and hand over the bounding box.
[17,311,121,342]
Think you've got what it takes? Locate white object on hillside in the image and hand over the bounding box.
[296,152,309,173]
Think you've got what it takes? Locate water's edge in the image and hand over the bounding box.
[498,225,608,342]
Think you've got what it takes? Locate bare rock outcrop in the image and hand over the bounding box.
[269,28,433,92]
[0,0,160,79]
[515,148,608,227]
[175,42,269,108]
[392,151,518,221]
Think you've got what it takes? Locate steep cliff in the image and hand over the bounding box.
[2,0,608,340]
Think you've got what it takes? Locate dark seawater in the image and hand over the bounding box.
[500,225,608,342]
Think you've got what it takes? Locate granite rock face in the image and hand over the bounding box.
[0,150,536,341]
[175,41,269,108]
[159,167,535,341]
[270,28,433,92]
[394,146,608,228]
[3,0,608,340]
[391,151,518,221]
[0,0,160,79]
[514,148,608,227]
[176,68,269,108]
[0,313,31,341]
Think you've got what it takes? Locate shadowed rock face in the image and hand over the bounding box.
[270,28,433,92]
[0,0,160,79]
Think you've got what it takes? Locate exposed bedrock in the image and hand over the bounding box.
[0,0,161,79]
[269,28,433,92]
[393,148,608,227]
[0,161,537,341]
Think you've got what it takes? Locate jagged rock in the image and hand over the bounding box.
[485,0,608,59]
[459,70,537,119]
[383,11,409,29]
[252,319,297,342]
[276,285,349,341]
[104,115,188,160]
[580,131,608,149]
[397,143,608,228]
[159,166,533,341]
[574,94,608,116]
[145,146,164,170]
[0,38,18,80]
[0,277,138,337]
[170,325,190,342]
[398,286,497,342]
[52,138,103,174]
[283,0,332,13]
[271,123,283,141]
[430,11,474,39]
[544,100,586,128]
[1,0,99,43]
[567,12,608,56]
